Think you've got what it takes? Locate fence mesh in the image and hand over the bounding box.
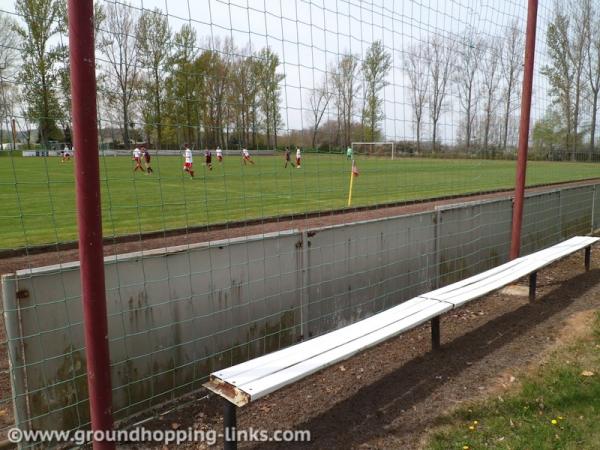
[0,0,598,444]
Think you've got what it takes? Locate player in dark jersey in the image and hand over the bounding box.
[205,149,213,171]
[284,147,294,168]
[142,146,153,174]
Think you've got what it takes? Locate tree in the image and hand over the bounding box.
[583,0,600,159]
[455,30,484,151]
[58,2,105,143]
[98,1,141,149]
[167,24,198,147]
[481,37,501,156]
[308,75,332,149]
[404,43,429,153]
[541,4,587,158]
[137,8,171,148]
[532,107,567,157]
[15,0,65,148]
[361,40,391,141]
[332,54,360,148]
[500,21,524,151]
[542,9,573,154]
[426,35,453,152]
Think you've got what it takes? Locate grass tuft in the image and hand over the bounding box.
[425,312,600,450]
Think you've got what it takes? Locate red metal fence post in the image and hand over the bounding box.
[510,0,539,260]
[67,1,115,448]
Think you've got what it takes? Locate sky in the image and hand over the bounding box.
[0,0,556,144]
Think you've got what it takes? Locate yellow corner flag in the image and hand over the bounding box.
[347,160,359,206]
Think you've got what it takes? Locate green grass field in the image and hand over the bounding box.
[1,154,599,249]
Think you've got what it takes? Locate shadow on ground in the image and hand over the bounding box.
[251,269,600,449]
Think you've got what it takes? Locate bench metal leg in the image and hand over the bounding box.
[224,400,237,450]
[529,271,537,302]
[431,316,441,350]
[585,246,591,271]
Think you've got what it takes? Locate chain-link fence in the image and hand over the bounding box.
[0,0,598,446]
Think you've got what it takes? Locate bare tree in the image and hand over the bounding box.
[0,13,20,148]
[570,0,589,158]
[500,21,524,151]
[98,2,141,149]
[426,35,453,152]
[455,30,484,151]
[585,0,600,158]
[404,43,429,152]
[308,75,332,149]
[230,45,260,147]
[204,39,230,148]
[481,37,501,156]
[332,53,360,148]
[256,46,284,148]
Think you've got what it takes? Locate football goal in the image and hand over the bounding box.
[351,142,396,159]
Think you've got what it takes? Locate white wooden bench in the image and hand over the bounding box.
[204,236,598,448]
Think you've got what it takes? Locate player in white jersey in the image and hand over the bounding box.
[182,144,194,177]
[295,147,302,168]
[132,146,145,172]
[216,146,223,162]
[242,147,255,165]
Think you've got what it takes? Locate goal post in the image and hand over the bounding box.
[351,141,396,160]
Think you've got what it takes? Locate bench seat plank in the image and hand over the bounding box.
[204,235,598,407]
[425,236,598,300]
[213,297,444,385]
[207,299,450,405]
[426,236,598,307]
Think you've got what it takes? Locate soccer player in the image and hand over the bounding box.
[132,146,145,172]
[242,147,255,165]
[142,146,153,174]
[284,147,294,168]
[205,149,213,171]
[183,144,194,177]
[295,146,302,168]
[216,146,223,163]
[346,145,353,160]
[61,145,71,163]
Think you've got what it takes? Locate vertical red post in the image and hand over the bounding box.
[510,0,538,260]
[68,1,115,448]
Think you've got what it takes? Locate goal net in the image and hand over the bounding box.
[351,142,396,159]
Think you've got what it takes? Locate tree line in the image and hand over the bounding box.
[1,0,287,150]
[0,0,394,151]
[3,0,592,159]
[534,0,600,160]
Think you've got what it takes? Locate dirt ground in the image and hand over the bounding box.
[1,179,599,447]
[130,250,600,449]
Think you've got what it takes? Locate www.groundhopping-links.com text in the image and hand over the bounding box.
[8,426,311,446]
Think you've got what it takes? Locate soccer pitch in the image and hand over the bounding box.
[1,153,599,249]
